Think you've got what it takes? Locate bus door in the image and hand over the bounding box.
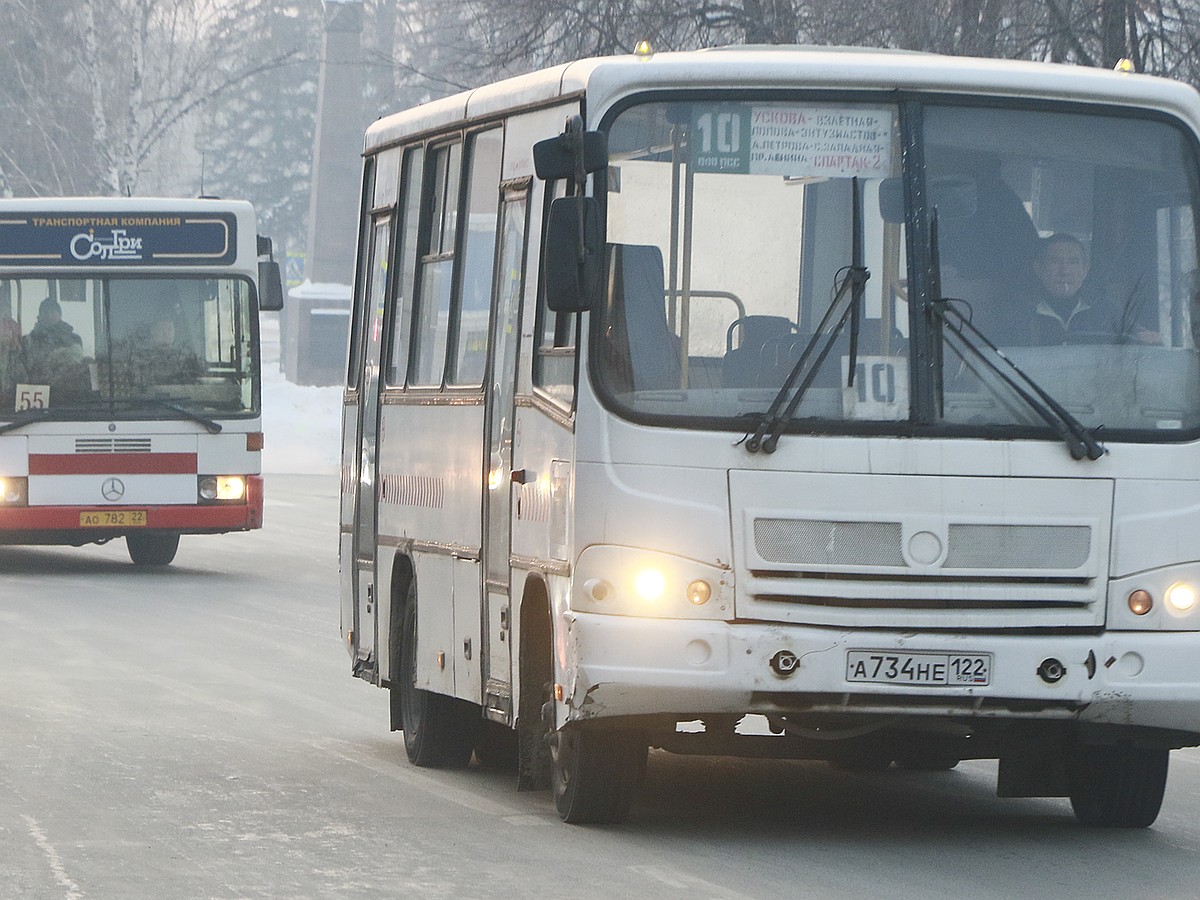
[351,216,391,677]
[481,185,530,719]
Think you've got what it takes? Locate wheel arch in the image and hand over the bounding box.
[517,572,552,729]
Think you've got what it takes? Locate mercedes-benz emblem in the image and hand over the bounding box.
[101,477,125,502]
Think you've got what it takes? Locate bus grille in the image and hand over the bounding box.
[753,518,1091,571]
[732,471,1110,629]
[75,437,153,454]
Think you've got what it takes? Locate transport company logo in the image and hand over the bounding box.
[70,228,143,261]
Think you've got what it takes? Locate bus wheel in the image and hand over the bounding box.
[551,725,645,824]
[127,532,180,566]
[1068,744,1169,828]
[398,587,478,768]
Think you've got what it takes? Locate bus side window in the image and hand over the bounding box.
[410,141,462,387]
[386,146,424,386]
[533,179,576,406]
[450,128,503,387]
[346,157,376,391]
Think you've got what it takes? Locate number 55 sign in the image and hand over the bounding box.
[15,383,49,412]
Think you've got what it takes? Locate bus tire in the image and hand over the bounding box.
[127,532,180,566]
[398,585,478,769]
[1068,744,1168,828]
[551,725,645,824]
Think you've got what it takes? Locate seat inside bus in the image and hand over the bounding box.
[604,243,682,391]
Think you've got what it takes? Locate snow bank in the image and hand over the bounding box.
[259,314,343,475]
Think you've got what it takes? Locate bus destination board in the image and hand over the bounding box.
[0,212,237,266]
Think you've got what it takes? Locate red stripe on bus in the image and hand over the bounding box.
[27,453,199,475]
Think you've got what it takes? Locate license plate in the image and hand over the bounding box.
[80,510,147,528]
[846,650,991,686]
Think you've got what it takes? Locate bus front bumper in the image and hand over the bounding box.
[559,612,1200,738]
[0,475,263,543]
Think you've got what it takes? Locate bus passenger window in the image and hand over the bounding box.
[450,128,502,387]
[410,141,461,387]
[386,146,423,386]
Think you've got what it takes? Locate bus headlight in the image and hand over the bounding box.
[0,476,28,505]
[1112,568,1200,628]
[633,568,666,603]
[572,546,730,619]
[198,475,246,502]
[1165,582,1198,614]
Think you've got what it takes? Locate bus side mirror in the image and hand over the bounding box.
[258,260,285,312]
[543,196,602,312]
[534,128,608,180]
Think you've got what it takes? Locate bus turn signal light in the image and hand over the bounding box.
[1127,590,1153,616]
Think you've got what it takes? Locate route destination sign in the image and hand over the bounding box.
[0,212,238,266]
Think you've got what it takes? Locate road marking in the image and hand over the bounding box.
[22,815,84,900]
[628,864,758,899]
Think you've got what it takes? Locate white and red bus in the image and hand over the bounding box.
[342,48,1200,826]
[0,198,282,565]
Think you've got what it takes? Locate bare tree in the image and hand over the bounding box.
[0,0,306,197]
[369,0,1200,106]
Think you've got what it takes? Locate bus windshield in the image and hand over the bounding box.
[598,97,1200,443]
[0,275,257,420]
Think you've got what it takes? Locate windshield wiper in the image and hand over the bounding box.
[0,406,59,434]
[0,398,112,434]
[129,397,222,434]
[935,303,1104,460]
[745,177,870,454]
[0,396,222,435]
[928,212,1104,461]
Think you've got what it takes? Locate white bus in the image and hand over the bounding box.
[341,47,1200,826]
[0,197,283,565]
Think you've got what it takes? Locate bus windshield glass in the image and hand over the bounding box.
[0,275,257,419]
[598,97,1200,442]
